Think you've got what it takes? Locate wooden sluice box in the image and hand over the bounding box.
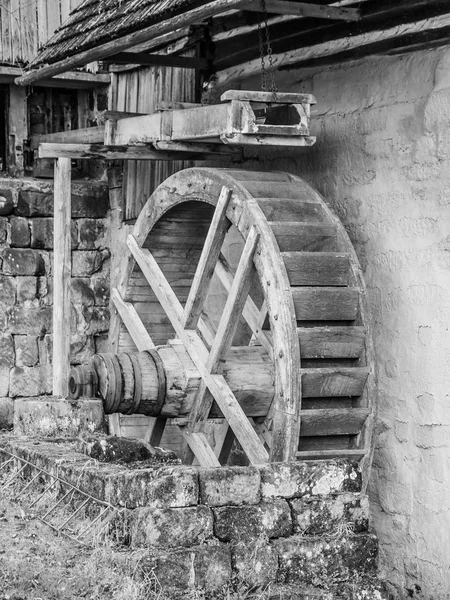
[106,90,316,148]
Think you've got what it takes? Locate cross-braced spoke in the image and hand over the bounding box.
[127,231,269,466]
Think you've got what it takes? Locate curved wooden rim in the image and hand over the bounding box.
[109,167,373,468]
[111,167,301,462]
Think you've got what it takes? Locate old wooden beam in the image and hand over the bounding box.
[216,12,450,86]
[183,187,232,329]
[242,1,360,21]
[38,143,240,161]
[107,52,209,69]
[15,0,251,85]
[31,127,105,150]
[53,158,72,397]
[0,65,109,87]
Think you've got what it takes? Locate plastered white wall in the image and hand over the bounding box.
[239,46,450,598]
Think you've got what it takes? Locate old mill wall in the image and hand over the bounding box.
[237,46,450,598]
[0,178,111,427]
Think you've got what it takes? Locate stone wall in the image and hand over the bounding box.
[1,437,380,598]
[236,46,450,597]
[0,178,110,428]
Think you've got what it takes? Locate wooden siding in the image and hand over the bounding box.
[110,65,196,220]
[0,0,84,66]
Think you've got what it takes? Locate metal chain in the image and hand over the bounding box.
[257,0,278,97]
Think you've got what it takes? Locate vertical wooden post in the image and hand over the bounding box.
[53,157,72,397]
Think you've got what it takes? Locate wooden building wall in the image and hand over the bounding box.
[0,0,83,65]
[109,65,196,220]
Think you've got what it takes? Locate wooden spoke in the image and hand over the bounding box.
[215,254,272,354]
[183,186,232,329]
[127,233,269,466]
[181,431,221,468]
[187,225,260,435]
[111,288,155,351]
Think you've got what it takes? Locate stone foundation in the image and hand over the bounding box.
[0,437,385,598]
[0,177,110,429]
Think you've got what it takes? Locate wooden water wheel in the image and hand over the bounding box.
[106,167,374,466]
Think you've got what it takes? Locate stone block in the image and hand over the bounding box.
[28,219,77,250]
[16,182,108,218]
[130,505,213,548]
[0,334,15,367]
[233,543,279,587]
[71,278,95,306]
[140,544,232,592]
[71,182,109,218]
[110,466,199,509]
[30,218,53,249]
[0,189,14,215]
[37,276,52,304]
[9,365,52,397]
[17,276,38,301]
[70,335,95,365]
[10,217,30,247]
[6,305,52,335]
[1,248,45,275]
[72,249,110,277]
[274,534,378,586]
[91,277,110,305]
[259,460,362,499]
[82,305,110,334]
[0,368,10,396]
[0,397,14,429]
[214,499,292,542]
[16,191,53,217]
[0,276,16,311]
[13,397,106,437]
[77,218,107,249]
[0,217,8,244]
[291,493,369,535]
[199,466,261,506]
[14,335,39,367]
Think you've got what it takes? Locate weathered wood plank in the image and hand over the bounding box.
[243,1,361,21]
[292,287,359,321]
[301,367,369,397]
[108,52,209,69]
[256,198,325,222]
[183,186,232,328]
[221,90,316,103]
[31,127,105,149]
[38,142,206,161]
[270,222,337,252]
[283,252,350,286]
[296,448,365,461]
[300,408,369,437]
[297,326,365,359]
[52,158,72,396]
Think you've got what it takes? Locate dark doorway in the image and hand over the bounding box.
[0,86,7,172]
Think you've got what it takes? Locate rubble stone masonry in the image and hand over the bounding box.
[0,177,110,428]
